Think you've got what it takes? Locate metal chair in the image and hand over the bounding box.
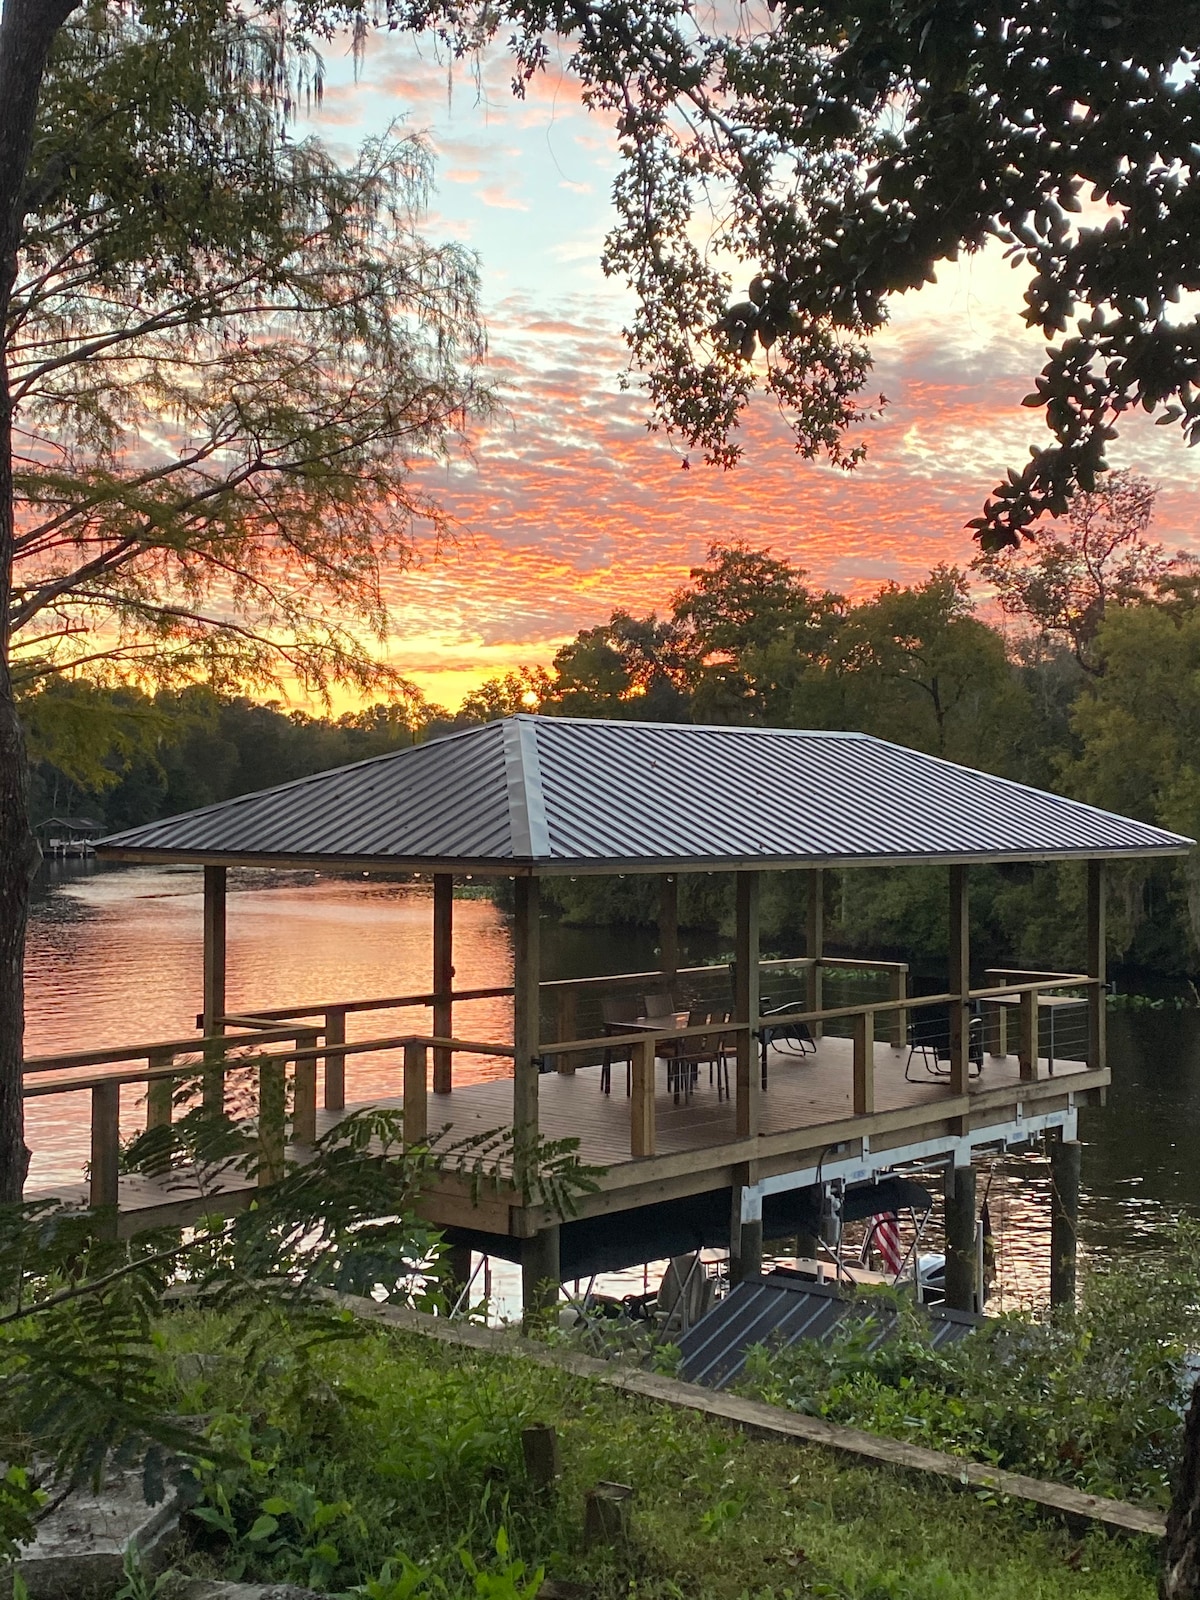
[758,998,816,1089]
[600,995,639,1095]
[660,1008,730,1102]
[905,1009,983,1082]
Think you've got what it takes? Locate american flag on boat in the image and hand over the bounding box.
[872,1212,903,1276]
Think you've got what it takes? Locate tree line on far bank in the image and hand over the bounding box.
[25,471,1200,980]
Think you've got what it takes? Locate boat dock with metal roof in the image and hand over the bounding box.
[23,714,1192,1313]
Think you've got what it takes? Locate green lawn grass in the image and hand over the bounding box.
[161,1309,1161,1600]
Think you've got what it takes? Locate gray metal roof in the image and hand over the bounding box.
[96,714,1193,874]
[677,1270,979,1390]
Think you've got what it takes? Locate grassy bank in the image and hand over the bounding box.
[158,1308,1160,1600]
[735,1228,1200,1510]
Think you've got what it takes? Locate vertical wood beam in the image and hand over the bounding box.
[948,865,971,1095]
[90,1082,120,1210]
[146,1049,174,1130]
[292,1029,319,1145]
[805,868,824,1037]
[521,1224,561,1323]
[1049,1133,1082,1309]
[555,987,578,1074]
[202,865,227,1115]
[734,872,761,1140]
[943,1163,977,1313]
[1018,988,1039,1082]
[659,873,679,989]
[852,1009,875,1115]
[512,876,541,1192]
[1087,859,1107,1074]
[324,1007,346,1110]
[889,968,908,1049]
[630,1036,656,1158]
[403,1040,428,1146]
[432,873,454,1094]
[257,1057,286,1187]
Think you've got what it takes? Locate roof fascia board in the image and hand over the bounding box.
[95,843,1192,874]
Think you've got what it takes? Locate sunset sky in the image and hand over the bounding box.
[306,33,1200,710]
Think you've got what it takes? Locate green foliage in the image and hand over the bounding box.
[11,0,487,699]
[152,1312,1160,1599]
[0,1094,597,1560]
[740,1228,1200,1507]
[289,0,1200,540]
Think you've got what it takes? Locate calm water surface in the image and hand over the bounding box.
[25,862,1200,1307]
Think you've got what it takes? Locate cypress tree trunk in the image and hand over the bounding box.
[1164,1382,1200,1600]
[0,0,81,1202]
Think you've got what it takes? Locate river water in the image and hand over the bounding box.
[24,862,1200,1309]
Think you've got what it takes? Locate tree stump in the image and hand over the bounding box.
[583,1482,633,1550]
[522,1423,560,1495]
[1163,1380,1200,1600]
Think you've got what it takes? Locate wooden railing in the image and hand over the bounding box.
[24,1027,515,1210]
[22,959,1099,1211]
[539,967,1099,1161]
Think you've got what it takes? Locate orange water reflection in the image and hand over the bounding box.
[26,863,1192,1313]
[25,865,516,1190]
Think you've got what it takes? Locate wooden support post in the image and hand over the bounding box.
[1050,1133,1082,1309]
[1018,988,1039,1082]
[257,1057,286,1187]
[324,1007,346,1110]
[433,873,454,1094]
[292,1029,319,1145]
[730,1184,763,1284]
[555,987,578,1074]
[403,1040,428,1146]
[806,868,824,1037]
[512,877,541,1194]
[583,1482,633,1550]
[630,1036,656,1158]
[888,968,908,1049]
[90,1081,120,1210]
[202,864,227,1115]
[521,1424,561,1494]
[442,1241,474,1305]
[146,1048,174,1130]
[943,1162,977,1313]
[987,995,1008,1059]
[1087,859,1107,1073]
[734,871,761,1138]
[521,1224,560,1323]
[852,1009,875,1115]
[948,865,971,1095]
[659,873,679,989]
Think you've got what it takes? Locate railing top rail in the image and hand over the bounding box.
[23,1024,314,1076]
[971,978,1095,1001]
[216,984,515,1023]
[983,967,1088,983]
[538,953,910,994]
[813,955,910,974]
[23,1030,517,1098]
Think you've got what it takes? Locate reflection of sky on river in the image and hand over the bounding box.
[26,862,1200,1310]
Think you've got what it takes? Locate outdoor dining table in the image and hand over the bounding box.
[600,1013,690,1096]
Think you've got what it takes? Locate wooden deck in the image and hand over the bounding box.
[30,1034,1104,1239]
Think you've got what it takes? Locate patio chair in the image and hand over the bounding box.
[599,995,640,1095]
[758,998,816,1089]
[906,1009,983,1082]
[661,1008,732,1101]
[642,991,677,1022]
